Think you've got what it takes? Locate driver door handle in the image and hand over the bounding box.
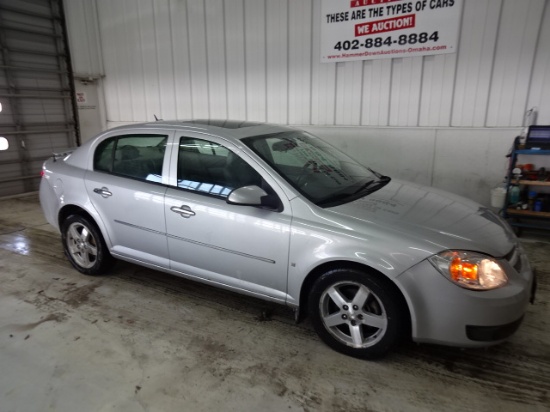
[93,187,112,198]
[170,205,196,218]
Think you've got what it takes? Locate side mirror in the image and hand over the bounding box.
[227,185,268,206]
[0,137,8,151]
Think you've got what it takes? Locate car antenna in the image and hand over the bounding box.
[154,114,163,121]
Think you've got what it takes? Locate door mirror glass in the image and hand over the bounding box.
[0,137,8,151]
[227,185,268,206]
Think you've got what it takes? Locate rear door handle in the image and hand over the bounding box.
[93,187,112,198]
[170,205,196,218]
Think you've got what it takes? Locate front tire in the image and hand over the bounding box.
[61,214,114,275]
[308,268,406,359]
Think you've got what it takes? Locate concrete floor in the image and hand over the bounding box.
[0,194,549,412]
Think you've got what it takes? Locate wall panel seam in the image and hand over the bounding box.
[525,0,548,119]
[448,0,466,128]
[184,0,194,118]
[485,0,504,127]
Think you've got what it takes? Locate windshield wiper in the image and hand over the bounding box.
[367,167,390,181]
[368,167,383,178]
[318,176,391,207]
[354,179,376,194]
[354,175,390,194]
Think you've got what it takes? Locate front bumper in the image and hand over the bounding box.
[465,316,524,342]
[395,250,534,347]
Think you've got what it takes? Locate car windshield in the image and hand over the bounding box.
[243,130,390,207]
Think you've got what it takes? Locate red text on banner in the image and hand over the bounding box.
[355,14,415,36]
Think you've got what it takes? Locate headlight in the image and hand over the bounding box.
[428,251,508,290]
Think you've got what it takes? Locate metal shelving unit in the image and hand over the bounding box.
[503,137,550,233]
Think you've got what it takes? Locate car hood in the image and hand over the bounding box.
[325,179,516,258]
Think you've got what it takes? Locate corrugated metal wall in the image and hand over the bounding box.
[0,0,78,197]
[64,0,550,127]
[62,0,550,206]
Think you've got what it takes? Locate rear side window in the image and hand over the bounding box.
[94,135,167,182]
[95,139,115,172]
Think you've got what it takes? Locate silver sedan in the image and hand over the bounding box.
[39,120,536,358]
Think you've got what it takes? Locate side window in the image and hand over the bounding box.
[94,138,115,172]
[94,134,167,182]
[177,137,262,197]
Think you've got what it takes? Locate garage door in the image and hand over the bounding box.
[0,0,78,197]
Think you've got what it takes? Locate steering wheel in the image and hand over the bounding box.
[295,160,318,187]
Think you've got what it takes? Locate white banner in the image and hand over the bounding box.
[321,0,462,63]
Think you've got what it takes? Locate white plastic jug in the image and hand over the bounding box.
[490,187,506,208]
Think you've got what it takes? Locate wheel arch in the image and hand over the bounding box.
[58,204,95,228]
[57,204,110,248]
[59,208,115,275]
[298,260,412,336]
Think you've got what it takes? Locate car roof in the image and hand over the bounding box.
[106,119,296,141]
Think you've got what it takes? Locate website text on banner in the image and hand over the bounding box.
[320,0,462,63]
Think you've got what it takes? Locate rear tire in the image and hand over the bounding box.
[308,268,406,359]
[61,214,114,275]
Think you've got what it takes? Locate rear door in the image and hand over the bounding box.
[84,129,174,268]
[164,133,292,302]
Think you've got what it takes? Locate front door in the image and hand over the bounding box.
[164,135,292,302]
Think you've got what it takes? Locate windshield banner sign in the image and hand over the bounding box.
[321,0,462,63]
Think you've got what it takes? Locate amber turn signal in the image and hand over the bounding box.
[450,257,478,282]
